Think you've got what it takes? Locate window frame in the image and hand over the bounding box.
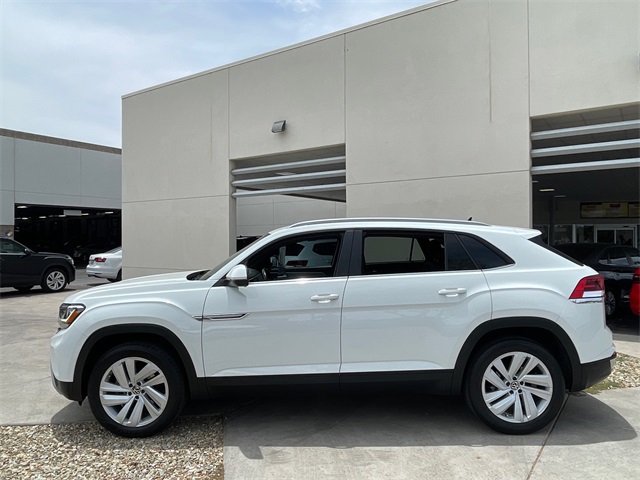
[236,230,353,284]
[348,229,514,277]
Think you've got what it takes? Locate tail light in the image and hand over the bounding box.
[570,275,604,302]
[95,257,107,263]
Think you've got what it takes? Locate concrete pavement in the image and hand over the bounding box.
[222,388,639,480]
[1,271,639,479]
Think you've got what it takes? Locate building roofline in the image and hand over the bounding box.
[122,0,455,99]
[0,128,121,155]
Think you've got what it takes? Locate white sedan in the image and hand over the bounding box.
[86,247,122,282]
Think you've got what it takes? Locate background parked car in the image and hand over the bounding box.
[72,243,117,267]
[630,268,639,316]
[555,243,640,316]
[0,238,75,293]
[86,247,122,282]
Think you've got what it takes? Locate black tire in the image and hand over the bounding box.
[108,270,122,283]
[604,289,618,318]
[464,339,565,435]
[41,267,68,293]
[88,343,186,438]
[14,286,34,293]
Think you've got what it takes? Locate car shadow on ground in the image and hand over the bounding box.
[0,282,109,297]
[49,391,636,454]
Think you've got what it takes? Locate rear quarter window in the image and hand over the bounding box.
[529,235,582,266]
[458,234,514,269]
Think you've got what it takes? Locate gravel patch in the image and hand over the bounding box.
[586,353,640,393]
[0,416,223,480]
[609,353,640,388]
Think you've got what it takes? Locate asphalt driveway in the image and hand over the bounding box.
[1,270,639,479]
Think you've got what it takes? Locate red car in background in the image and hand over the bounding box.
[631,268,640,316]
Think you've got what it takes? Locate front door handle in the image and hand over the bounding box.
[438,288,467,297]
[310,293,340,303]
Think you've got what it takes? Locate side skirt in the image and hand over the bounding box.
[203,370,454,397]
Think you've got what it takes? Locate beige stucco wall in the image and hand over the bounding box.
[228,35,345,160]
[122,0,638,275]
[122,71,234,278]
[529,0,640,117]
[345,0,531,226]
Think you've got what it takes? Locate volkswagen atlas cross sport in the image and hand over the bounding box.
[51,218,615,437]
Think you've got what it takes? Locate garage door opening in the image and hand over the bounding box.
[531,104,639,247]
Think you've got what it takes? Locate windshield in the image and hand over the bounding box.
[199,235,266,280]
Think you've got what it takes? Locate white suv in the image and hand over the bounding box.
[51,218,615,437]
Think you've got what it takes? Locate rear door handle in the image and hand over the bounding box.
[310,294,340,303]
[438,288,467,297]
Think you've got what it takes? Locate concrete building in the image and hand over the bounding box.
[122,0,639,278]
[0,129,122,254]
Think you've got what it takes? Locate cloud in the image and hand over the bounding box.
[277,0,322,13]
[1,0,431,147]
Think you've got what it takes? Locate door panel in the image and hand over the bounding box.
[202,277,347,378]
[340,270,491,374]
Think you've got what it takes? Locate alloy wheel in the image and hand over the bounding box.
[481,351,553,424]
[99,357,169,428]
[605,290,616,317]
[46,271,66,291]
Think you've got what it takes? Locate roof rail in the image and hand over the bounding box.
[288,217,489,228]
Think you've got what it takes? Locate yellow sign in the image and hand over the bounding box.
[581,202,629,218]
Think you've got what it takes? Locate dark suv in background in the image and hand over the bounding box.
[0,238,75,293]
[555,243,640,317]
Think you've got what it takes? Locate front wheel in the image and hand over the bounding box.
[41,268,68,292]
[88,343,185,437]
[465,339,565,435]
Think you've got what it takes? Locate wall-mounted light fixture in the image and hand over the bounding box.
[271,120,286,133]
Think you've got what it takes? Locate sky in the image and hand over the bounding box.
[1,0,431,148]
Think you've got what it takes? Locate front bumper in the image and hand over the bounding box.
[571,352,617,392]
[51,368,84,402]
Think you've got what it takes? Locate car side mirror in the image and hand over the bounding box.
[23,248,33,256]
[226,264,249,287]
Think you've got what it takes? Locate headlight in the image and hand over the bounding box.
[58,303,85,329]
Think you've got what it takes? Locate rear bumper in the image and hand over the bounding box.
[86,266,117,279]
[571,352,617,392]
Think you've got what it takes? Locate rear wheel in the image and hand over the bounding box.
[465,339,565,434]
[41,268,68,292]
[108,270,122,282]
[88,343,185,437]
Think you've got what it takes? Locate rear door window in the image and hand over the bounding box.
[361,231,480,275]
[362,233,441,275]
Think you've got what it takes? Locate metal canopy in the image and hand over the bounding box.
[231,149,346,202]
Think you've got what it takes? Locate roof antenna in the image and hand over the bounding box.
[468,217,473,221]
